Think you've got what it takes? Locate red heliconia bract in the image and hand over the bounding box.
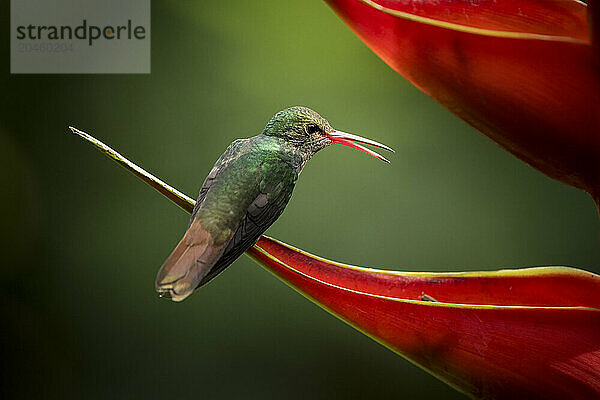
[249,236,600,399]
[324,0,600,208]
[71,61,600,397]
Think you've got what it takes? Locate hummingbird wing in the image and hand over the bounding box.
[155,140,249,301]
[156,142,297,301]
[196,166,297,287]
[188,139,246,224]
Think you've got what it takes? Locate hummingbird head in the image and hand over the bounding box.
[263,106,393,163]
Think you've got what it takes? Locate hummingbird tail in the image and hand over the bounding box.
[155,221,226,302]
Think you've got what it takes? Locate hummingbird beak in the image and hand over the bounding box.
[327,130,394,163]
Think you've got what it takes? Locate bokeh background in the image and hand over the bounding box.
[1,1,599,399]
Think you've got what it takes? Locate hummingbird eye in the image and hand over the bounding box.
[304,123,321,135]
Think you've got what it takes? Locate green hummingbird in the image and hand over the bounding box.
[156,106,393,301]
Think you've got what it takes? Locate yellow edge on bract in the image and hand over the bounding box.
[259,235,600,281]
[358,0,588,44]
[250,242,600,311]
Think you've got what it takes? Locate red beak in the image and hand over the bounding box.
[328,130,394,163]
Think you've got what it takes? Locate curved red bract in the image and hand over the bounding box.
[72,65,600,398]
[254,236,600,307]
[250,236,600,399]
[324,0,600,204]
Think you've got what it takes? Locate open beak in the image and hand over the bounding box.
[328,130,394,163]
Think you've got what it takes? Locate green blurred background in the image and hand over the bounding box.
[1,1,599,399]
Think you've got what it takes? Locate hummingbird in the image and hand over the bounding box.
[156,106,393,301]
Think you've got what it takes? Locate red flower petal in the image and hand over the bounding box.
[250,236,600,399]
[325,0,600,203]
